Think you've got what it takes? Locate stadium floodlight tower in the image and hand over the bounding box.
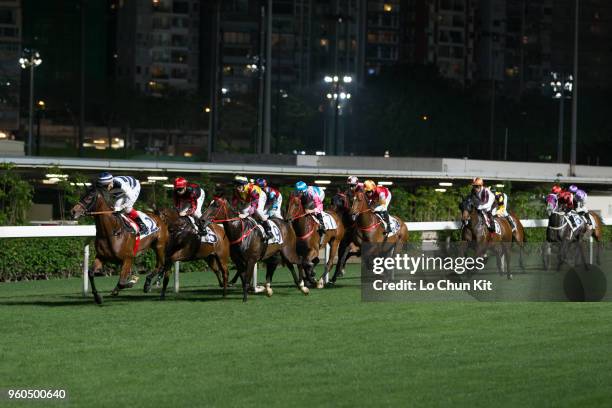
[323,75,352,155]
[19,49,42,156]
[549,72,573,163]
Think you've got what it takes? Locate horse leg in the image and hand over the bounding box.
[264,259,277,297]
[318,239,339,289]
[504,242,512,280]
[243,260,255,302]
[90,257,103,305]
[229,269,241,286]
[330,240,350,283]
[111,259,134,296]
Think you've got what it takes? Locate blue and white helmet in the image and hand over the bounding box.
[295,181,307,192]
[568,185,578,193]
[97,172,113,186]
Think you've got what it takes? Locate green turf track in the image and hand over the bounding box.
[0,265,611,408]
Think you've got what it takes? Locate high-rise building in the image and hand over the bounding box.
[115,0,201,94]
[365,0,401,76]
[552,0,612,91]
[0,0,21,133]
[404,0,477,86]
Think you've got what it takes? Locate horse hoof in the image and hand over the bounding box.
[110,289,119,297]
[159,293,166,301]
[128,275,139,285]
[301,286,310,295]
[93,293,103,304]
[317,278,325,289]
[265,287,273,297]
[507,275,513,280]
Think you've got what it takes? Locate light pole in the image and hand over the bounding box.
[323,74,352,155]
[570,0,579,175]
[19,49,42,156]
[549,72,573,163]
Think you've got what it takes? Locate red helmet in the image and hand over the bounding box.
[551,185,562,194]
[174,177,187,190]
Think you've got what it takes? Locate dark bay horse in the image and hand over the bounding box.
[286,193,345,288]
[343,190,408,271]
[329,192,361,283]
[144,208,230,299]
[460,195,513,279]
[71,187,168,304]
[202,197,308,302]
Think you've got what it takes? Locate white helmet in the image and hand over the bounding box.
[347,176,359,185]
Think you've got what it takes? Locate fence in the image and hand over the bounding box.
[1,218,609,295]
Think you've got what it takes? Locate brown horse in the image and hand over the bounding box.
[328,192,361,283]
[286,193,345,288]
[346,190,409,264]
[144,208,230,299]
[504,210,526,269]
[71,187,168,304]
[587,211,604,264]
[460,195,513,279]
[202,197,308,302]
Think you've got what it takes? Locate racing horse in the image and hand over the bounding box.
[144,208,230,299]
[71,187,168,304]
[202,196,308,302]
[342,190,409,273]
[286,193,345,288]
[460,195,513,279]
[543,194,597,269]
[328,192,361,284]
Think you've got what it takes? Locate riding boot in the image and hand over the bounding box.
[487,213,496,233]
[196,218,208,236]
[262,220,273,240]
[135,216,149,235]
[382,211,392,234]
[315,212,326,236]
[506,215,516,231]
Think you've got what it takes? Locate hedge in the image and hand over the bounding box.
[0,238,209,282]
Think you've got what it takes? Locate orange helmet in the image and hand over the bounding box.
[551,185,562,194]
[174,177,187,189]
[364,180,376,192]
[471,177,484,186]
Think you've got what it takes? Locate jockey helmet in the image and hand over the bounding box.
[568,185,578,193]
[233,175,248,186]
[256,178,267,188]
[471,177,484,186]
[174,177,187,190]
[97,172,113,186]
[347,176,359,185]
[551,185,562,194]
[575,190,586,200]
[364,180,376,192]
[295,181,308,192]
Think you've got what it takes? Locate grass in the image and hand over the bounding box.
[0,264,611,407]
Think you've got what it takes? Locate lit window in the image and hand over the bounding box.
[383,3,393,12]
[320,38,328,47]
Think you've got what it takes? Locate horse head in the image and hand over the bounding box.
[71,187,108,219]
[459,195,478,223]
[202,196,233,222]
[286,193,306,222]
[545,193,558,216]
[331,192,350,213]
[350,190,369,219]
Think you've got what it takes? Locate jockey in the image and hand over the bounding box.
[568,185,591,227]
[363,180,392,234]
[471,177,496,232]
[232,175,272,239]
[558,189,574,212]
[551,185,563,196]
[173,177,207,235]
[347,176,364,193]
[295,181,325,235]
[256,178,283,219]
[96,172,149,235]
[491,188,516,230]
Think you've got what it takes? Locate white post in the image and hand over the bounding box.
[82,244,89,296]
[324,243,330,283]
[174,261,180,293]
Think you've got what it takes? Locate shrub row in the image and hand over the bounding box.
[0,238,208,282]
